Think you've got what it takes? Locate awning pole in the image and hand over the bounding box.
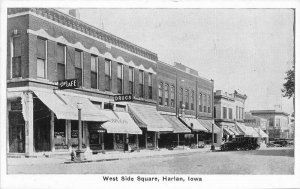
[196,134,199,148]
[177,134,180,146]
[101,132,105,153]
[135,134,139,151]
[50,111,55,152]
[113,133,116,150]
[145,132,148,149]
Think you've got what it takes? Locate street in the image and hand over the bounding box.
[7,147,294,174]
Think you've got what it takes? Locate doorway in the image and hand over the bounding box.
[9,111,25,153]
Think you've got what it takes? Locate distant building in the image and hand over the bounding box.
[250,110,290,140]
[244,112,268,131]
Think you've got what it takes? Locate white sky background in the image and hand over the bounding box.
[59,8,294,114]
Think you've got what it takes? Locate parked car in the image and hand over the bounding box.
[221,140,259,151]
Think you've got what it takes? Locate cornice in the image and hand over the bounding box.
[8,8,158,62]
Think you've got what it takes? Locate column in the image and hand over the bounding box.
[7,101,10,153]
[50,112,55,152]
[145,132,148,149]
[177,134,180,146]
[113,133,116,150]
[196,134,199,148]
[101,132,105,153]
[25,92,34,157]
[135,134,139,151]
[67,120,72,151]
[154,132,157,149]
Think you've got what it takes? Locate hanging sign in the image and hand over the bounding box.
[58,79,78,89]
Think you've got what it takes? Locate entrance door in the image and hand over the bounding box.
[9,112,25,153]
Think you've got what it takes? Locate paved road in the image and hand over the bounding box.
[7,148,294,174]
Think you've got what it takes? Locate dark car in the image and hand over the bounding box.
[221,140,259,151]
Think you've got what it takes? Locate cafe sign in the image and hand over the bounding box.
[58,79,78,89]
[114,94,133,102]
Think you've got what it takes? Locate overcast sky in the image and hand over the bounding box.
[59,8,294,114]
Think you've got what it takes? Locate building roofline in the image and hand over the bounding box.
[8,8,158,61]
[250,110,290,116]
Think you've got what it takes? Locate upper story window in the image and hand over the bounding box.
[185,89,189,110]
[11,36,21,78]
[236,106,239,120]
[75,49,83,87]
[164,84,169,106]
[214,106,216,118]
[276,118,281,127]
[269,118,274,127]
[207,95,211,113]
[199,93,202,112]
[117,63,123,94]
[203,94,207,112]
[191,90,194,111]
[105,59,111,91]
[148,73,153,99]
[222,107,227,119]
[138,70,144,98]
[90,55,98,89]
[179,88,183,108]
[128,67,134,95]
[57,44,65,81]
[229,108,233,119]
[158,82,163,105]
[37,38,47,79]
[170,85,175,108]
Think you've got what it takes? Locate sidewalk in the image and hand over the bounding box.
[7,146,214,165]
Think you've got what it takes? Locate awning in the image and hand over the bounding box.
[236,122,259,137]
[128,103,173,132]
[101,110,142,135]
[229,127,241,135]
[179,117,208,132]
[223,127,234,135]
[197,119,220,134]
[34,90,109,122]
[161,114,191,133]
[254,128,268,138]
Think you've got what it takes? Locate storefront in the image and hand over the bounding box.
[160,114,191,148]
[128,103,173,149]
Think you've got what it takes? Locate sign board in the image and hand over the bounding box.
[114,94,133,102]
[58,79,78,89]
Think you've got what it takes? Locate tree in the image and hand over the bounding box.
[282,65,295,99]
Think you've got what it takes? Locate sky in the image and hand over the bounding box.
[59,8,294,114]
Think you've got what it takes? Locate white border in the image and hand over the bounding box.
[1,1,300,189]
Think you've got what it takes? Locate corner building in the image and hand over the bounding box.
[7,8,171,156]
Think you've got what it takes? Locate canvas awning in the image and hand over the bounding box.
[197,119,220,134]
[101,110,142,135]
[229,127,241,135]
[128,103,173,132]
[253,128,268,138]
[34,90,108,122]
[223,127,234,135]
[161,114,191,133]
[179,117,208,132]
[236,122,259,137]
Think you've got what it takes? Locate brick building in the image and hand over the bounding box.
[157,61,219,148]
[7,8,174,156]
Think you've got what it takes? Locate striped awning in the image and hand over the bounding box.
[161,114,191,133]
[236,122,260,137]
[128,103,173,132]
[197,119,220,134]
[101,110,142,135]
[179,117,208,132]
[223,127,234,135]
[34,90,108,122]
[255,128,269,138]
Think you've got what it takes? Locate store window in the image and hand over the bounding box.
[105,59,112,91]
[128,67,134,94]
[37,38,46,78]
[12,36,22,78]
[139,70,144,98]
[191,90,194,111]
[75,49,83,87]
[117,63,123,94]
[57,44,65,81]
[91,55,98,89]
[54,118,66,149]
[148,73,153,99]
[164,84,169,106]
[185,89,189,109]
[71,120,83,139]
[158,82,163,105]
[170,85,175,108]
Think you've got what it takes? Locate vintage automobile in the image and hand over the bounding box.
[221,139,260,151]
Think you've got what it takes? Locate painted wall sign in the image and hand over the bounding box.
[114,94,133,102]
